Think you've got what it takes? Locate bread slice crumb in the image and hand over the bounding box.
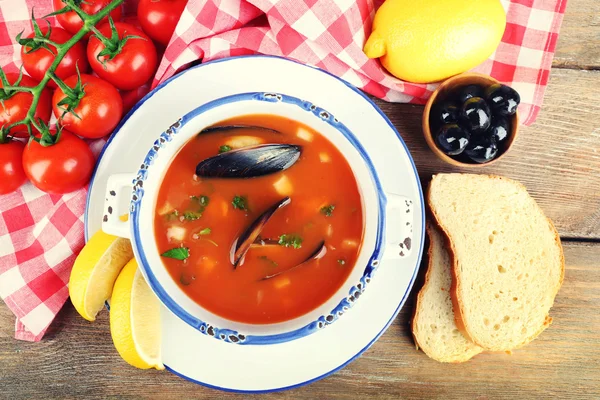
[428,173,564,352]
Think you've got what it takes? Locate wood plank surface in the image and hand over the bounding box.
[375,68,600,240]
[0,241,597,399]
[552,0,600,69]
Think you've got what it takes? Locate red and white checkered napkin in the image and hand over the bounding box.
[0,1,128,341]
[0,0,567,342]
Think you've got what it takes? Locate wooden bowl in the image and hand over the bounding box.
[422,73,519,168]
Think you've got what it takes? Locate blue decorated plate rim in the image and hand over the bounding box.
[84,54,426,394]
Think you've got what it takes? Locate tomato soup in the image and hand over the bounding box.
[154,115,364,324]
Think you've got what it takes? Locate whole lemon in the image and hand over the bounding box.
[364,0,506,84]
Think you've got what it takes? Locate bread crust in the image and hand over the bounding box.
[411,221,482,362]
[410,223,435,353]
[426,178,472,342]
[427,173,565,351]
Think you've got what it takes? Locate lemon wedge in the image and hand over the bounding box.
[69,230,133,321]
[110,258,164,370]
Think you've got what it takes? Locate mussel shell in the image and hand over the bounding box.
[196,144,301,178]
[260,241,327,281]
[231,197,291,267]
[199,125,281,135]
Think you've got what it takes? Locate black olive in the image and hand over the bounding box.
[433,101,460,125]
[461,97,491,133]
[457,84,484,104]
[464,135,498,163]
[485,84,520,116]
[489,116,511,144]
[435,124,470,156]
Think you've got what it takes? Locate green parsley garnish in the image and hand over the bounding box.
[320,204,335,217]
[219,145,232,153]
[198,227,211,235]
[278,234,303,249]
[189,195,210,215]
[161,247,190,260]
[337,259,346,266]
[183,211,201,221]
[191,195,210,207]
[232,195,248,211]
[259,255,278,267]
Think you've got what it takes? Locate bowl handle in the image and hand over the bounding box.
[381,193,414,260]
[101,173,135,239]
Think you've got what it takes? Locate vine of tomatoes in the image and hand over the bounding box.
[0,0,177,195]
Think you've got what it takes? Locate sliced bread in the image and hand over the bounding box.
[428,174,564,352]
[412,222,483,362]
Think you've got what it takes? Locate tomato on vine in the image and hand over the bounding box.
[19,26,89,88]
[52,73,123,139]
[22,129,95,194]
[0,73,52,138]
[137,0,187,47]
[87,21,157,91]
[0,139,27,195]
[53,0,123,35]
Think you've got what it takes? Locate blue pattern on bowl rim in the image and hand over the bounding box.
[129,92,387,345]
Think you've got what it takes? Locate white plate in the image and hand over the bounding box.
[85,55,425,393]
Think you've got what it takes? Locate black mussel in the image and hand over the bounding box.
[199,125,281,135]
[485,84,520,116]
[465,135,498,163]
[489,116,511,144]
[436,124,470,156]
[458,84,484,104]
[433,101,460,125]
[231,197,291,267]
[196,144,301,178]
[260,241,327,281]
[461,97,491,132]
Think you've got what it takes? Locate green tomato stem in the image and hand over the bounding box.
[2,86,34,93]
[24,36,61,49]
[63,0,91,20]
[88,24,105,40]
[48,70,74,97]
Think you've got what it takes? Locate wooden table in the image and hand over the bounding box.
[1,2,599,398]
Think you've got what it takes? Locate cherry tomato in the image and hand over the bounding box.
[120,15,143,29]
[0,73,52,138]
[21,26,88,89]
[53,0,122,35]
[87,22,157,91]
[137,0,187,46]
[52,74,123,139]
[121,82,151,114]
[22,130,95,194]
[0,139,27,194]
